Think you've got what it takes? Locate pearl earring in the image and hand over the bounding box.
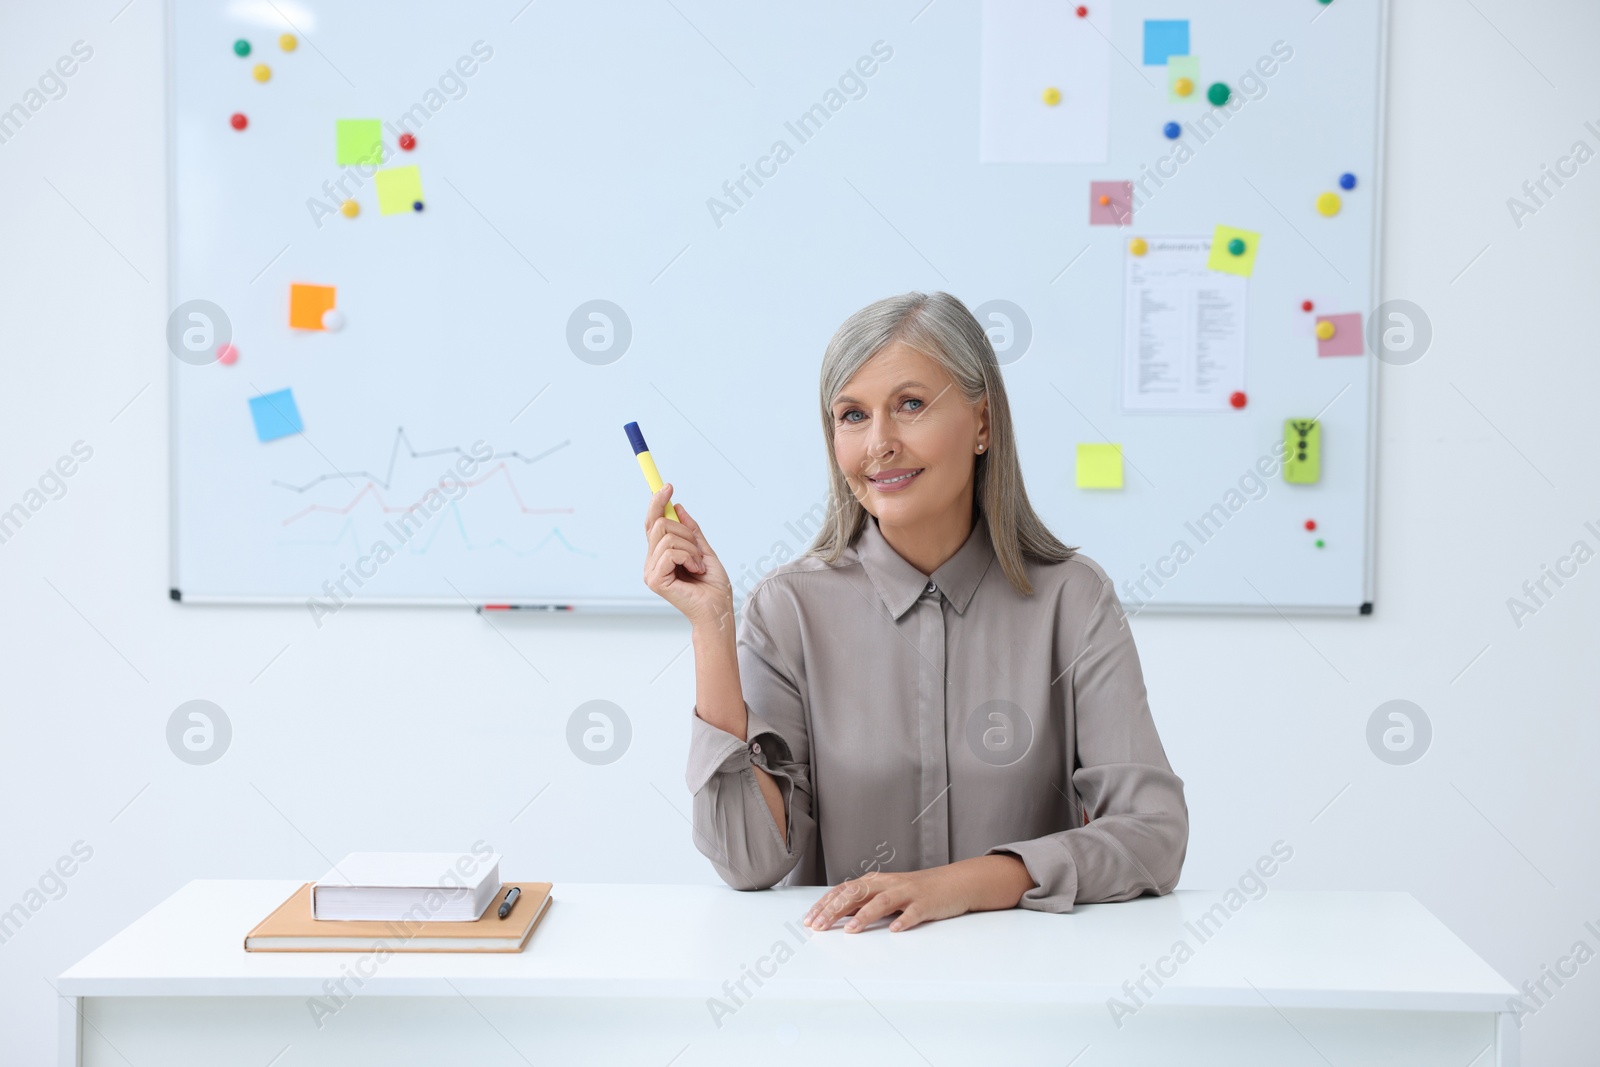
[976,444,985,453]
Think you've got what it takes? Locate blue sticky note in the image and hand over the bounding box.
[1143,20,1190,65]
[249,389,303,442]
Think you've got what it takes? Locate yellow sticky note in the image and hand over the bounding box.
[288,283,337,330]
[335,119,383,166]
[374,165,424,215]
[1206,224,1260,277]
[1076,443,1124,489]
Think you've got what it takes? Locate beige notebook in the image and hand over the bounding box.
[244,882,553,952]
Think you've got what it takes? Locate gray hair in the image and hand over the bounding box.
[804,291,1075,596]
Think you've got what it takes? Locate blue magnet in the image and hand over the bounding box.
[1162,121,1181,140]
[1339,172,1356,190]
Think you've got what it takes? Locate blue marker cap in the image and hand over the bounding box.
[1162,121,1181,140]
[1339,172,1356,190]
[623,421,648,455]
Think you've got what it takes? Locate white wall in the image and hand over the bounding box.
[2,1,1597,1063]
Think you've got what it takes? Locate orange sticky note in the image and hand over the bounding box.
[288,284,337,330]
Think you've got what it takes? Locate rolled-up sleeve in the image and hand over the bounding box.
[685,581,817,891]
[985,567,1189,912]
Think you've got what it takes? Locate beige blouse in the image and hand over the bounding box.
[685,510,1188,913]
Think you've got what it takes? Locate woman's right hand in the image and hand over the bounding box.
[643,484,733,631]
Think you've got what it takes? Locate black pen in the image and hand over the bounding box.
[497,886,521,920]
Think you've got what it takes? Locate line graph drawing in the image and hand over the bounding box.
[273,427,576,527]
[280,461,576,526]
[272,427,569,493]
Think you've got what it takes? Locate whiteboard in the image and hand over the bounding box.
[168,0,1386,612]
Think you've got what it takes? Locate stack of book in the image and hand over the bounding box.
[244,851,552,953]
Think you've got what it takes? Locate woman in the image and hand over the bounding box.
[643,291,1188,933]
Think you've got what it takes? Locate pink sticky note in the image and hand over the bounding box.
[1089,181,1133,226]
[1316,312,1364,357]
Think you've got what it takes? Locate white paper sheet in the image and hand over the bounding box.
[1121,235,1248,412]
[979,0,1111,164]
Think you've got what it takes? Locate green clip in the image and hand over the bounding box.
[1284,419,1321,484]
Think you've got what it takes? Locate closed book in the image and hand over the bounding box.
[245,882,552,952]
[313,851,502,921]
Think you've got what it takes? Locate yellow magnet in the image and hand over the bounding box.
[1129,237,1148,256]
[279,34,297,52]
[1316,191,1341,217]
[340,199,359,218]
[1174,77,1193,96]
[252,63,271,82]
[1042,87,1062,106]
[1315,320,1335,340]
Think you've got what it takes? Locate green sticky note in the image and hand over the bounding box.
[374,165,424,215]
[1167,56,1199,103]
[1076,443,1124,489]
[335,119,384,166]
[1284,419,1321,484]
[1207,224,1260,277]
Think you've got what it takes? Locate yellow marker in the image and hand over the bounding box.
[1129,237,1148,256]
[340,199,359,218]
[1042,87,1061,106]
[1315,320,1335,340]
[624,422,679,522]
[279,34,298,51]
[252,63,271,82]
[1174,76,1193,96]
[1316,191,1341,217]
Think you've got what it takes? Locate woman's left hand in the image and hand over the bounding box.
[802,856,1033,933]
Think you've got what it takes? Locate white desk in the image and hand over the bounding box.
[58,880,1518,1066]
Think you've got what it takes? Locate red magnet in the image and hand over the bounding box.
[1304,519,1316,531]
[1076,5,1088,15]
[216,343,239,365]
[1300,299,1313,312]
[230,112,248,130]
[1229,391,1247,409]
[398,132,416,151]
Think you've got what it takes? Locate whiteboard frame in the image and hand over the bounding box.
[164,0,1390,615]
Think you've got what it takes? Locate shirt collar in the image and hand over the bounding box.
[854,510,996,621]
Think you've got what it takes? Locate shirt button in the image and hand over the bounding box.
[925,581,937,595]
[750,741,762,756]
